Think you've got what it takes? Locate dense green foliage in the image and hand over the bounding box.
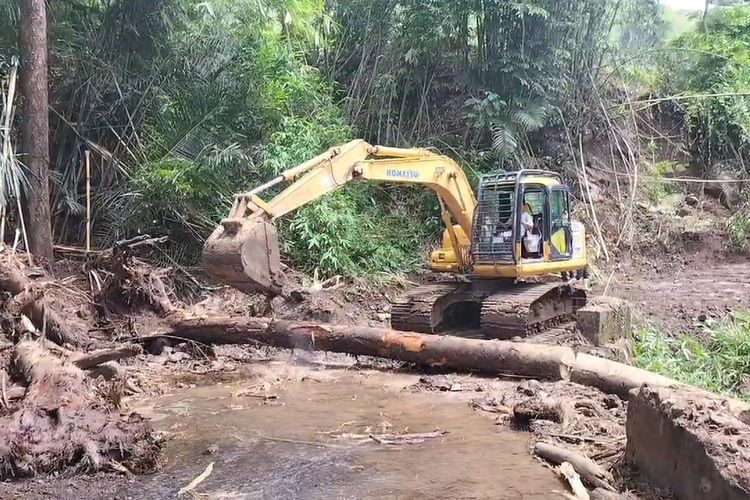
[0,0,632,277]
[0,0,748,279]
[324,0,629,163]
[660,5,750,173]
[635,312,750,399]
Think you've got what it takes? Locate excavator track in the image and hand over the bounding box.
[390,283,465,333]
[479,282,586,339]
[390,280,586,338]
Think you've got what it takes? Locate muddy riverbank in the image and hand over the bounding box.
[2,364,570,499]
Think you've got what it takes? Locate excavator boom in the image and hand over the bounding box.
[202,140,476,295]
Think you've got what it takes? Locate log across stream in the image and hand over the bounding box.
[162,315,684,399]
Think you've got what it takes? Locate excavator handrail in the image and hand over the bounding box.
[481,169,562,184]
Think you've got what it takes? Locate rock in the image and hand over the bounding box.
[626,386,750,500]
[86,361,123,381]
[376,312,391,322]
[144,337,170,355]
[603,394,621,409]
[516,379,541,396]
[676,205,691,217]
[168,351,190,363]
[705,170,745,209]
[576,297,633,347]
[686,194,699,206]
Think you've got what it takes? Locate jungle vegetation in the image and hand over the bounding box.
[0,0,748,276]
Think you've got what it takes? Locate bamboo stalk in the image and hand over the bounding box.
[1,64,17,248]
[578,135,609,262]
[0,206,5,245]
[85,150,91,252]
[14,182,32,265]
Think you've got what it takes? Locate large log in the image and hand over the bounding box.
[570,353,679,398]
[161,316,699,399]
[167,316,577,381]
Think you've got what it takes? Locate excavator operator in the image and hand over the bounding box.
[521,202,535,237]
[521,199,541,257]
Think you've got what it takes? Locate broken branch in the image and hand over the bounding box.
[534,441,615,491]
[71,344,142,370]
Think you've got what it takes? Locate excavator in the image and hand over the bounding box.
[202,139,588,339]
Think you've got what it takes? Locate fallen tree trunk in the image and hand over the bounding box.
[71,344,142,370]
[166,316,577,381]
[0,259,82,345]
[0,341,159,478]
[534,441,614,491]
[161,316,688,398]
[570,353,678,398]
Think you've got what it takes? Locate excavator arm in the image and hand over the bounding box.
[202,139,477,295]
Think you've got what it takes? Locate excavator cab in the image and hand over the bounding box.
[468,170,587,279]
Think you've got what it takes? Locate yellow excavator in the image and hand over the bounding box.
[202,139,588,338]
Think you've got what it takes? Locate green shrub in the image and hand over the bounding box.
[727,208,750,253]
[662,6,750,167]
[642,160,687,203]
[261,114,433,279]
[635,312,750,398]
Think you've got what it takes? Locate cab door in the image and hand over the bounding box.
[548,186,572,260]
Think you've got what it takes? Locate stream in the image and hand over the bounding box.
[121,373,565,499]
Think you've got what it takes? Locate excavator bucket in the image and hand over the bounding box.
[202,219,285,295]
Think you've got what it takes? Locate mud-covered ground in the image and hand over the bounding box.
[0,348,663,499]
[614,254,750,333]
[0,185,748,498]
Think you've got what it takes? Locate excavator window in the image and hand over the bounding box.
[550,189,570,225]
[473,184,515,263]
[521,187,545,259]
[523,190,544,216]
[549,187,573,259]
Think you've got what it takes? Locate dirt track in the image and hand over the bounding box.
[611,255,750,333]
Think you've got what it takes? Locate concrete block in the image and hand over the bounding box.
[626,386,750,500]
[576,297,632,346]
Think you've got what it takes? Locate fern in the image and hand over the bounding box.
[510,102,548,132]
[464,92,547,160]
[491,125,519,159]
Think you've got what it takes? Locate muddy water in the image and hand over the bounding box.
[125,372,564,499]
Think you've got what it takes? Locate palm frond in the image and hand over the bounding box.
[0,60,28,211]
[510,103,548,132]
[491,124,519,159]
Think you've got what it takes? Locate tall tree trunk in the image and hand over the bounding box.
[703,0,711,34]
[19,0,54,260]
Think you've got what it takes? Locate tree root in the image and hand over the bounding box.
[0,341,159,478]
[0,258,83,346]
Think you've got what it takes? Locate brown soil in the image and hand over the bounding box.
[0,243,741,499]
[627,385,750,498]
[0,177,746,498]
[614,255,750,333]
[0,352,664,499]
